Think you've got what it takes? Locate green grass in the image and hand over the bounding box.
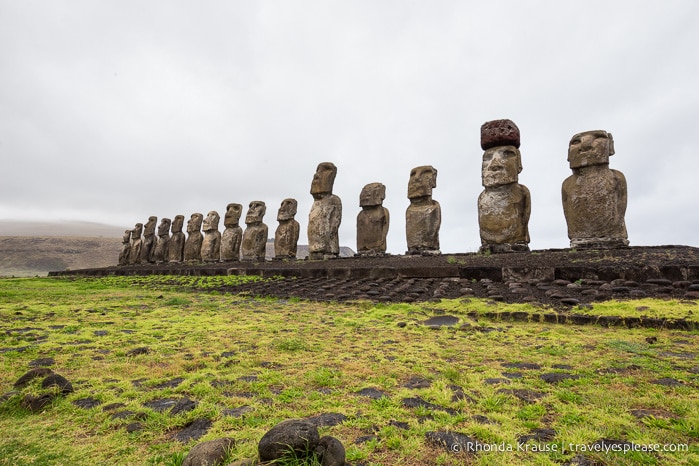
[0,276,697,465]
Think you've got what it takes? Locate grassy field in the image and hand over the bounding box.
[0,276,697,465]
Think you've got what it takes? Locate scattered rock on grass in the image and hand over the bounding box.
[182,437,235,466]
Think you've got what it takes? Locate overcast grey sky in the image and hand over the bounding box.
[1,1,697,254]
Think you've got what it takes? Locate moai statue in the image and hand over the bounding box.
[562,130,628,249]
[128,223,143,265]
[406,166,441,255]
[274,198,300,260]
[477,119,531,253]
[168,215,186,263]
[118,229,131,266]
[356,182,390,256]
[201,211,221,262]
[221,203,243,262]
[183,213,204,262]
[241,201,268,261]
[152,218,172,263]
[308,162,342,260]
[140,216,158,263]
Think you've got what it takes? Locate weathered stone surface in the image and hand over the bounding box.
[128,223,143,265]
[182,437,236,466]
[153,218,171,263]
[221,203,243,262]
[308,162,342,260]
[141,216,157,264]
[258,419,320,462]
[21,393,55,412]
[201,211,221,262]
[480,118,520,150]
[184,213,204,262]
[315,435,346,466]
[562,130,629,249]
[406,166,441,255]
[241,201,268,262]
[274,198,300,259]
[168,215,186,263]
[173,418,212,443]
[478,121,530,253]
[357,182,390,256]
[118,229,131,266]
[41,373,73,394]
[14,368,53,388]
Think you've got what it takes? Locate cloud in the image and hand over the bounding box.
[1,1,697,254]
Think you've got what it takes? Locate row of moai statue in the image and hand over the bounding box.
[118,118,628,265]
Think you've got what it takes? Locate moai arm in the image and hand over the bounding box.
[613,169,628,219]
[522,185,531,243]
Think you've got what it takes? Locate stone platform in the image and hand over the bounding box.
[49,246,699,309]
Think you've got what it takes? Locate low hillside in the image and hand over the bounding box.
[0,236,122,277]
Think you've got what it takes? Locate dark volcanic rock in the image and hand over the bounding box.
[182,437,236,466]
[258,419,320,463]
[173,419,212,443]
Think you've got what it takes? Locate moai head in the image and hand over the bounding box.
[132,223,143,240]
[122,229,131,243]
[407,166,437,199]
[480,119,522,188]
[187,213,203,234]
[224,203,243,228]
[277,198,298,221]
[481,146,522,187]
[246,201,266,225]
[143,216,157,236]
[203,211,220,231]
[568,130,614,169]
[360,182,386,207]
[157,218,172,236]
[171,215,185,234]
[310,162,337,197]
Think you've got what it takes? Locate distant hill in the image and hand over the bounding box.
[0,221,355,277]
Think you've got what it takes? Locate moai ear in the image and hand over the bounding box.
[608,132,615,156]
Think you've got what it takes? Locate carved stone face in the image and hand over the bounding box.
[481,146,522,188]
[408,166,437,199]
[157,218,172,236]
[224,203,243,227]
[360,182,385,207]
[122,230,132,243]
[171,215,184,233]
[568,130,614,169]
[203,211,220,231]
[132,223,143,239]
[187,213,203,234]
[246,201,266,225]
[277,198,298,221]
[143,216,157,236]
[310,162,337,196]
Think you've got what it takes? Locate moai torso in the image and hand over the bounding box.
[221,203,243,262]
[356,182,390,256]
[308,162,342,259]
[128,223,143,265]
[477,120,530,253]
[118,230,131,266]
[140,216,157,263]
[478,184,530,248]
[201,211,221,262]
[406,166,441,255]
[308,194,342,258]
[241,201,268,261]
[168,215,185,263]
[562,130,628,249]
[183,213,204,261]
[153,218,171,263]
[275,198,300,259]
